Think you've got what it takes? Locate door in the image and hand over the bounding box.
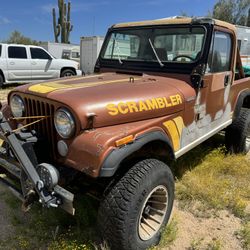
[196,30,233,127]
[30,47,57,79]
[7,46,32,81]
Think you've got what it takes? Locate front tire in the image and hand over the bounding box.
[225,108,250,154]
[60,69,76,77]
[98,159,174,250]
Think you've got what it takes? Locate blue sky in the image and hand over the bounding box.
[0,0,217,44]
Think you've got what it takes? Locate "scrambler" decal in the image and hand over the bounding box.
[106,94,182,116]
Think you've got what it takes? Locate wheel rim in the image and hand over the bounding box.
[245,133,250,151]
[64,72,72,77]
[138,185,168,241]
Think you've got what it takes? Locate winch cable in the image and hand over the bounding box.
[9,115,50,120]
[5,115,51,135]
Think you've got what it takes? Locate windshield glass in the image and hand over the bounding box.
[102,26,206,64]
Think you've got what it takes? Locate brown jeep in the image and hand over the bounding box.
[0,17,249,250]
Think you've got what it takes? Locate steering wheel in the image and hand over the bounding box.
[173,55,195,62]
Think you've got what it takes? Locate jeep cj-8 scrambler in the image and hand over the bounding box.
[0,17,249,250]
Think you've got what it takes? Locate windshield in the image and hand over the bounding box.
[102,26,206,64]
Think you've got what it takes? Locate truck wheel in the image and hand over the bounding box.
[98,159,174,250]
[225,108,250,154]
[0,74,4,88]
[60,69,76,77]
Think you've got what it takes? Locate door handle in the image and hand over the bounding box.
[31,62,37,65]
[9,62,15,65]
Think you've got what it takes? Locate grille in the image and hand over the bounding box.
[24,97,56,157]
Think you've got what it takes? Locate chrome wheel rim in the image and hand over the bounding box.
[245,133,250,151]
[138,185,168,241]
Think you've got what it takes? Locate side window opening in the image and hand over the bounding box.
[0,45,2,57]
[207,31,232,73]
[8,46,27,59]
[30,48,51,60]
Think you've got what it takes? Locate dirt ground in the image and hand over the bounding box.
[168,203,243,250]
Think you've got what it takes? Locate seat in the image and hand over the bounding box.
[155,48,168,61]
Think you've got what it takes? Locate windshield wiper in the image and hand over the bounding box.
[148,38,164,67]
[114,39,123,65]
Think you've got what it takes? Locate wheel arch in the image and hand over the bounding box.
[234,89,250,120]
[99,131,175,177]
[60,67,76,76]
[0,69,5,82]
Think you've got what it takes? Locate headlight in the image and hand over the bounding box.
[10,95,25,117]
[54,108,75,138]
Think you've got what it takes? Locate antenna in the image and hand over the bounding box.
[93,16,95,36]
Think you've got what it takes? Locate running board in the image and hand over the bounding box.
[175,119,232,158]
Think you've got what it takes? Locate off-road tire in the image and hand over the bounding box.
[225,108,250,154]
[60,69,76,77]
[0,74,4,88]
[98,159,174,250]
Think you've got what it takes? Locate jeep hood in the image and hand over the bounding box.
[11,73,195,128]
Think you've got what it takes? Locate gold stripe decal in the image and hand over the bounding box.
[173,116,184,138]
[163,116,184,152]
[29,77,141,94]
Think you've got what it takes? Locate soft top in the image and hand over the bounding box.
[112,17,236,33]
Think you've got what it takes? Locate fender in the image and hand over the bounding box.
[99,131,174,177]
[234,89,250,120]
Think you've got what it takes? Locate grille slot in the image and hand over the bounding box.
[24,98,56,157]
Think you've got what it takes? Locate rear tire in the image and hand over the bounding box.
[60,69,76,77]
[0,74,4,88]
[98,159,174,250]
[225,108,250,154]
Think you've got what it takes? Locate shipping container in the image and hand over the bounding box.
[80,36,104,74]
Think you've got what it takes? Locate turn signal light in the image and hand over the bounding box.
[115,135,134,147]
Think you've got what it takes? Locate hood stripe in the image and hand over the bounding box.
[28,77,141,94]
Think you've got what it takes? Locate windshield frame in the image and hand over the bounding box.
[97,24,210,74]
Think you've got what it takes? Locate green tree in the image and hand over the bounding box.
[247,8,250,26]
[4,30,40,45]
[212,0,250,25]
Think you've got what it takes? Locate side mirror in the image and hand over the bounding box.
[190,64,206,89]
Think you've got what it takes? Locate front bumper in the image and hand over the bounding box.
[76,69,82,76]
[0,110,75,215]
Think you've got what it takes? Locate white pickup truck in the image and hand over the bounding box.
[0,43,82,87]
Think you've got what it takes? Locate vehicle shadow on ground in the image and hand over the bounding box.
[2,83,23,89]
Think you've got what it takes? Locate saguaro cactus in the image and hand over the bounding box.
[247,8,250,27]
[52,0,73,44]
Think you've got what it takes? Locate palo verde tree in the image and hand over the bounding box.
[52,0,73,43]
[4,30,39,45]
[212,0,250,25]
